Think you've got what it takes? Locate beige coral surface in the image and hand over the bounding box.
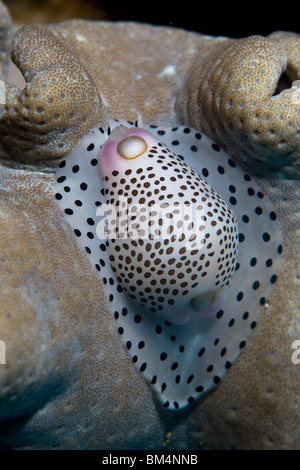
[0,2,300,449]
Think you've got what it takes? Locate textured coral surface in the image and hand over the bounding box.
[0,1,300,449]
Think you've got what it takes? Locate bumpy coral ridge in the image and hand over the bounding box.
[0,23,107,169]
[2,22,300,178]
[177,34,300,177]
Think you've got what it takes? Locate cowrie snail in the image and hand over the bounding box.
[55,119,282,409]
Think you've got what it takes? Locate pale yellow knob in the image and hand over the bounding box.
[117,136,147,159]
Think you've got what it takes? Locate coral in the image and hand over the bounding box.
[176,33,300,179]
[0,1,299,449]
[0,22,107,168]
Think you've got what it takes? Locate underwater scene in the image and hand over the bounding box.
[0,0,299,452]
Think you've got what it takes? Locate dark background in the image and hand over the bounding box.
[4,0,299,38]
[103,1,298,38]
